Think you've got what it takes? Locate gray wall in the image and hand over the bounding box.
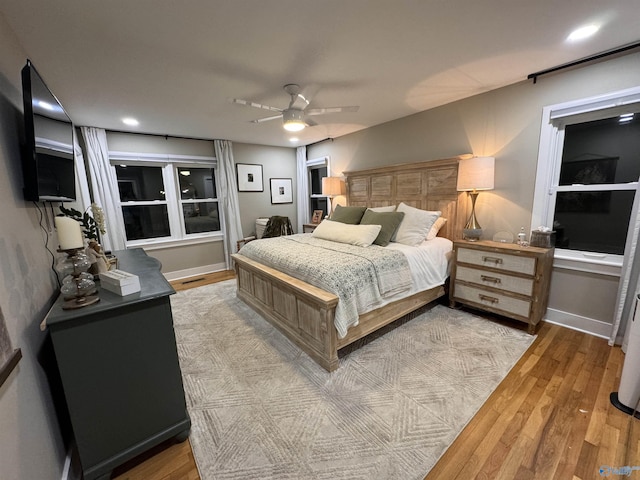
[0,17,68,480]
[233,142,297,238]
[308,52,640,333]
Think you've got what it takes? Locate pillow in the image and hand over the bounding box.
[368,205,396,213]
[330,205,367,224]
[359,210,405,246]
[394,202,441,246]
[426,217,447,240]
[311,219,381,247]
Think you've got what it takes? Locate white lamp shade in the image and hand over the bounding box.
[457,156,495,191]
[322,177,346,196]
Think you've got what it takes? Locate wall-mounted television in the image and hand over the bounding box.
[21,59,76,202]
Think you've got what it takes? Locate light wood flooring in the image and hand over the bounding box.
[113,272,640,480]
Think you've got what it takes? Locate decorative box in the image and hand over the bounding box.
[530,230,556,248]
[99,269,141,296]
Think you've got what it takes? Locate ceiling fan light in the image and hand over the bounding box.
[282,109,306,131]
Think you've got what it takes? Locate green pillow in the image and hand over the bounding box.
[359,210,405,246]
[330,205,367,224]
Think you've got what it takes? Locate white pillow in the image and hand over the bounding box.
[312,219,382,247]
[394,203,441,246]
[369,205,396,212]
[426,217,447,240]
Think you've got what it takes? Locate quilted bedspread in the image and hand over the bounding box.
[238,234,412,338]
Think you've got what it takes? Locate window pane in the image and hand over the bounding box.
[115,166,165,201]
[553,190,634,255]
[560,116,640,186]
[178,167,216,199]
[310,166,327,195]
[183,202,220,234]
[122,205,170,240]
[311,197,328,218]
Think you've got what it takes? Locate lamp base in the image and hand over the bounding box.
[463,228,483,241]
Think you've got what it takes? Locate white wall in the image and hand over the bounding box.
[0,16,68,480]
[309,52,640,337]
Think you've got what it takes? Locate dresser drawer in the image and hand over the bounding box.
[455,266,534,296]
[456,247,536,276]
[454,284,531,318]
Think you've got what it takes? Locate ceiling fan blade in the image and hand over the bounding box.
[304,118,318,127]
[251,114,283,124]
[229,98,283,113]
[306,106,360,116]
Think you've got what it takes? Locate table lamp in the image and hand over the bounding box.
[322,177,346,217]
[457,156,495,241]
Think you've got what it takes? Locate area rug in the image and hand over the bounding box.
[170,280,535,480]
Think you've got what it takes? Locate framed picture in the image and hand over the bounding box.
[312,210,323,224]
[236,164,263,192]
[270,178,293,204]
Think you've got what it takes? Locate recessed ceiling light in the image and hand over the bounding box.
[289,137,299,142]
[122,117,139,126]
[567,24,600,42]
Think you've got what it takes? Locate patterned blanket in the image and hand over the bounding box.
[238,234,412,338]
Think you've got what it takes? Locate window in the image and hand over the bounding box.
[111,152,220,245]
[532,86,640,270]
[307,156,329,219]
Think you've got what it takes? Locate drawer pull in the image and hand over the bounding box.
[479,294,499,304]
[482,256,503,264]
[480,275,501,284]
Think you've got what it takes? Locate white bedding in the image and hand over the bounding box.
[238,235,453,337]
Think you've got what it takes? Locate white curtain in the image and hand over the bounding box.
[80,127,127,252]
[73,133,91,212]
[610,179,640,349]
[295,146,309,233]
[215,139,243,269]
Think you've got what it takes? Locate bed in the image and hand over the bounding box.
[232,155,467,371]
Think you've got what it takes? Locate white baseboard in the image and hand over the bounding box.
[544,307,612,339]
[163,262,227,282]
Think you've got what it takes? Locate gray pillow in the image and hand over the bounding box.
[359,210,405,246]
[330,205,367,224]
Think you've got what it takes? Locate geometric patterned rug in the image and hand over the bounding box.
[170,280,535,480]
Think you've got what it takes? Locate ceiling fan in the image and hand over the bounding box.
[230,84,359,132]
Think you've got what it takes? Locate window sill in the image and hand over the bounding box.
[553,249,622,277]
[127,233,223,251]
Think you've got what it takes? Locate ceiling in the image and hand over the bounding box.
[1,1,639,148]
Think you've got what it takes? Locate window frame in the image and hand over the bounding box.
[532,86,640,275]
[307,156,331,218]
[109,151,221,248]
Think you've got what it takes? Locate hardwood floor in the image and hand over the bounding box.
[113,272,640,480]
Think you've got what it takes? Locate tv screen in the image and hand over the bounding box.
[21,59,76,202]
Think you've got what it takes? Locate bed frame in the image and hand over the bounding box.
[232,155,467,371]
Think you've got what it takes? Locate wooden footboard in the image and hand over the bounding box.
[232,253,445,371]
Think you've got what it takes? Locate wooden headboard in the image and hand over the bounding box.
[343,155,468,240]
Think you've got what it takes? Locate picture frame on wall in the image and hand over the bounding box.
[236,164,263,192]
[270,178,293,204]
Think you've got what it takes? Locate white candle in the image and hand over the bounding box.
[55,217,84,250]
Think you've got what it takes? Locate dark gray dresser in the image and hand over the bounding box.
[44,248,190,480]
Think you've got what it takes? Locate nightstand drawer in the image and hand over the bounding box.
[455,266,534,296]
[457,247,536,276]
[455,284,531,318]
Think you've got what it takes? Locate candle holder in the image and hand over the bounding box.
[55,248,100,310]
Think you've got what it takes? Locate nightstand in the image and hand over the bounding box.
[303,223,319,233]
[449,240,554,334]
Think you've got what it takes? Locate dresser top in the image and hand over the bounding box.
[454,239,553,255]
[43,248,174,328]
